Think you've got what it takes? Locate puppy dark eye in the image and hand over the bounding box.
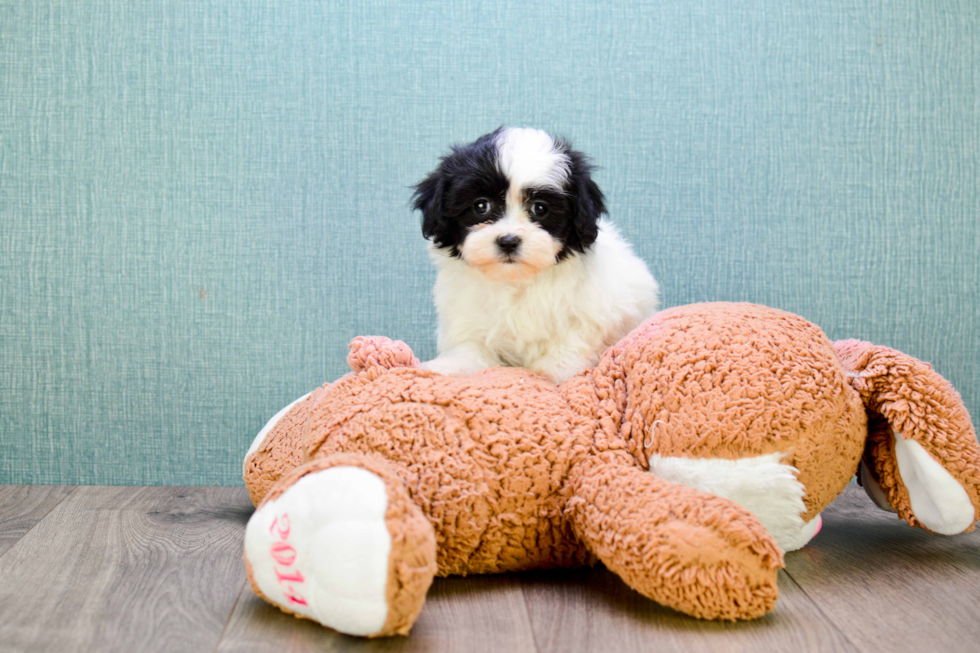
[531,201,549,217]
[473,199,491,215]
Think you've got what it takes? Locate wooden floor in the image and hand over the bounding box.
[1,485,977,653]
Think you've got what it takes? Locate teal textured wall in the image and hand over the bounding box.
[1,1,977,485]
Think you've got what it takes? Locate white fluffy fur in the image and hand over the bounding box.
[648,451,822,553]
[494,127,570,191]
[422,127,659,383]
[459,212,564,282]
[425,218,659,383]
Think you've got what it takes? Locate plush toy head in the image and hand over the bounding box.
[242,303,980,637]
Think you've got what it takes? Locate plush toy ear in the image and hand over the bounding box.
[348,336,420,376]
[835,339,980,534]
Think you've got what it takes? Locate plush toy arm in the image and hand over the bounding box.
[835,339,980,534]
[565,453,783,621]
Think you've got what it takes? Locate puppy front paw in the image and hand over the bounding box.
[529,357,595,384]
[420,355,488,376]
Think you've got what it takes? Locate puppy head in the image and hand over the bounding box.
[413,127,605,282]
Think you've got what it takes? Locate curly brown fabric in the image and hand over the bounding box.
[245,454,438,637]
[834,339,980,531]
[242,304,980,636]
[565,452,782,620]
[597,303,870,520]
[304,366,597,574]
[243,390,319,506]
[347,336,419,375]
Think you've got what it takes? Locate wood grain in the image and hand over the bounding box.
[0,486,252,653]
[521,566,858,653]
[0,485,977,652]
[0,485,76,557]
[216,574,538,653]
[783,485,980,653]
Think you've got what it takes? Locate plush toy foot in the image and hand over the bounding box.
[835,340,980,534]
[568,455,783,621]
[244,457,437,637]
[781,514,822,551]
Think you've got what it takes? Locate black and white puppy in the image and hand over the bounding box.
[413,127,659,383]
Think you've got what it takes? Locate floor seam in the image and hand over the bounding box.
[211,578,248,653]
[782,566,864,653]
[519,579,543,653]
[0,485,78,562]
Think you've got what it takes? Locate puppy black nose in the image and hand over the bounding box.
[496,234,522,254]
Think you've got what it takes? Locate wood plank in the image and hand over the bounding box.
[0,486,253,653]
[44,484,251,513]
[520,566,857,653]
[783,485,980,653]
[1,483,976,652]
[216,574,539,653]
[0,485,76,557]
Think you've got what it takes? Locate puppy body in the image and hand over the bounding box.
[415,127,659,383]
[428,220,658,382]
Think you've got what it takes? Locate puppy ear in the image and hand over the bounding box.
[412,170,448,243]
[565,150,605,251]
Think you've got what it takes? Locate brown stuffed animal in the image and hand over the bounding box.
[241,303,980,637]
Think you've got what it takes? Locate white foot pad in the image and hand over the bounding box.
[894,432,975,535]
[780,514,822,552]
[244,467,392,636]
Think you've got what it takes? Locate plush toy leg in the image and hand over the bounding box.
[243,392,314,506]
[565,454,784,621]
[835,340,980,535]
[243,454,437,637]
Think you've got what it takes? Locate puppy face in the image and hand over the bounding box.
[413,127,606,282]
